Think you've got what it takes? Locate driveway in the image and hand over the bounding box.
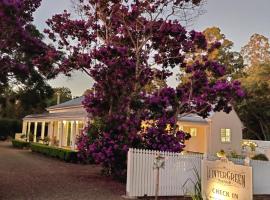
[1,142,269,200]
[0,142,125,200]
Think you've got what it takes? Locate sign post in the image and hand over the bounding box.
[202,157,252,200]
[153,153,165,200]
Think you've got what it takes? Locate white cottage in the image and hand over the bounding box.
[178,109,243,155]
[21,96,88,150]
[20,96,243,155]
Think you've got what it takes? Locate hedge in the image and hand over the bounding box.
[252,153,269,161]
[30,143,78,163]
[12,139,30,149]
[0,118,22,140]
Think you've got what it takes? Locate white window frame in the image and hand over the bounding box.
[220,128,231,143]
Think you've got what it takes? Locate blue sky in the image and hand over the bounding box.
[33,0,270,96]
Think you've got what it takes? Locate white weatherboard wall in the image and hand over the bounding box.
[250,160,270,194]
[126,148,202,197]
[126,149,270,198]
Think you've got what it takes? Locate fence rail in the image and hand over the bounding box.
[126,148,270,198]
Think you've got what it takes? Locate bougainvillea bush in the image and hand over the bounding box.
[40,0,244,179]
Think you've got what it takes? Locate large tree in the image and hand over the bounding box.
[203,27,244,78]
[0,0,58,92]
[240,33,270,66]
[42,0,243,178]
[235,63,270,140]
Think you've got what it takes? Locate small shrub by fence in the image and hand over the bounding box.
[0,118,21,140]
[12,139,30,149]
[30,143,78,163]
[126,148,203,197]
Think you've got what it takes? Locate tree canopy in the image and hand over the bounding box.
[240,33,270,66]
[41,0,243,178]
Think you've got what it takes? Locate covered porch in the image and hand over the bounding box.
[21,111,88,150]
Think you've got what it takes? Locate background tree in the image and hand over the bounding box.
[47,87,73,106]
[43,0,243,179]
[0,0,61,119]
[240,33,270,66]
[0,0,58,90]
[203,27,244,78]
[235,63,270,140]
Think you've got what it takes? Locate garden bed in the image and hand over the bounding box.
[30,143,78,163]
[12,139,30,149]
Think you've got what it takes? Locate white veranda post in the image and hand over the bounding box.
[27,122,31,142]
[70,121,76,150]
[41,122,45,140]
[34,122,38,142]
[58,121,63,147]
[22,121,27,135]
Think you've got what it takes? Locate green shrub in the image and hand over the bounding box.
[30,143,78,163]
[0,118,22,140]
[252,154,269,161]
[12,139,30,149]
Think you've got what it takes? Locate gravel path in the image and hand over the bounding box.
[0,142,125,200]
[1,142,269,200]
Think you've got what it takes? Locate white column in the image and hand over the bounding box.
[71,121,76,150]
[34,122,38,143]
[41,122,45,140]
[58,121,63,147]
[64,121,68,147]
[22,121,27,134]
[27,122,31,142]
[72,121,79,150]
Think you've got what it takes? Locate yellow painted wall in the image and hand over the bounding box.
[182,125,207,153]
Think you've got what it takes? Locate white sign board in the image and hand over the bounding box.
[202,158,252,200]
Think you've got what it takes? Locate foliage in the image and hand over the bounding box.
[242,141,258,152]
[50,136,59,146]
[30,143,78,163]
[44,0,244,178]
[202,27,245,78]
[0,0,61,120]
[47,87,73,106]
[235,63,270,140]
[0,78,54,119]
[183,166,202,200]
[252,154,269,161]
[241,33,270,66]
[0,118,22,139]
[12,139,30,149]
[229,151,245,159]
[0,0,58,92]
[39,136,50,145]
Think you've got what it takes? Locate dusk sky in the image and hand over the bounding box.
[33,0,270,96]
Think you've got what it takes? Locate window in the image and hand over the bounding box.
[190,128,197,137]
[221,128,231,143]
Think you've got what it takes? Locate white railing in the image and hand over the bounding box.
[126,148,203,197]
[126,148,270,198]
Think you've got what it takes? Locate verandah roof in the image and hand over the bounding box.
[23,111,88,121]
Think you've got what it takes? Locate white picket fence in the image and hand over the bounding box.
[126,148,203,197]
[126,148,270,197]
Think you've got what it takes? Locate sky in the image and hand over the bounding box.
[33,0,270,96]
